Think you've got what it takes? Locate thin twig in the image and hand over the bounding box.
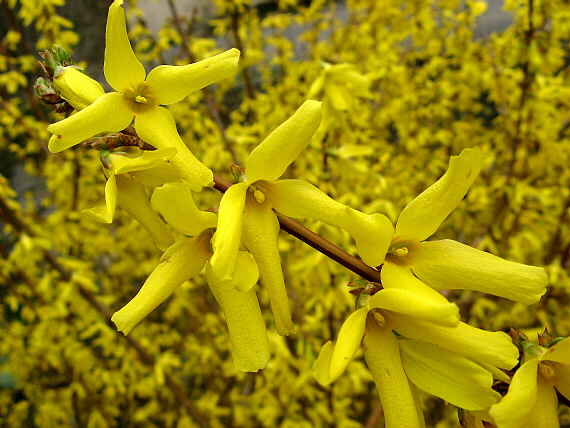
[212,173,382,283]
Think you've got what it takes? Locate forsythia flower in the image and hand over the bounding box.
[47,0,240,191]
[82,146,180,250]
[53,66,105,111]
[489,336,570,428]
[210,100,394,336]
[371,147,547,304]
[307,62,373,131]
[112,182,270,372]
[313,284,515,428]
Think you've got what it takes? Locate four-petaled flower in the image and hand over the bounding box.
[210,100,395,336]
[313,283,517,428]
[307,61,372,132]
[83,146,180,250]
[489,336,570,428]
[47,0,240,191]
[112,181,270,372]
[361,147,547,305]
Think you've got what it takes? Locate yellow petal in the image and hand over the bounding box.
[412,240,548,304]
[53,66,105,111]
[313,341,335,385]
[269,180,393,266]
[146,49,240,105]
[135,107,213,190]
[242,197,294,336]
[104,0,146,92]
[205,262,269,372]
[324,81,351,111]
[111,147,177,174]
[246,100,322,183]
[130,164,182,188]
[329,307,368,383]
[390,315,519,370]
[333,69,373,98]
[335,207,393,267]
[232,250,260,293]
[395,147,484,242]
[368,288,459,327]
[151,182,217,237]
[489,358,540,428]
[112,235,210,335]
[268,179,345,219]
[524,376,560,428]
[381,263,450,304]
[552,361,570,401]
[209,182,248,281]
[399,339,501,410]
[544,336,570,364]
[81,173,117,223]
[81,205,113,223]
[306,72,325,99]
[116,175,174,251]
[47,92,133,153]
[363,320,425,428]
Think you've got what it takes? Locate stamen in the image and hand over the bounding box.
[395,247,408,257]
[372,310,386,327]
[135,95,147,104]
[118,172,133,181]
[538,361,555,379]
[253,189,265,203]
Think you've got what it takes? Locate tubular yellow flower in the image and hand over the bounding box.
[52,66,105,111]
[83,147,180,250]
[47,0,240,191]
[307,62,373,132]
[112,181,270,372]
[111,233,212,335]
[313,284,512,420]
[377,147,548,304]
[489,337,570,428]
[210,100,393,336]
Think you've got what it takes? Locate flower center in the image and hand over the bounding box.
[385,236,417,266]
[249,180,272,205]
[538,361,555,379]
[123,83,155,114]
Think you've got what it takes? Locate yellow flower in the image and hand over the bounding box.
[83,146,180,250]
[489,337,570,428]
[52,66,105,111]
[112,182,269,372]
[210,100,393,336]
[47,0,240,191]
[375,147,547,304]
[307,62,373,131]
[313,285,514,428]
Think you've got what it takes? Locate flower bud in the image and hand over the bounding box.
[34,77,62,105]
[53,66,105,111]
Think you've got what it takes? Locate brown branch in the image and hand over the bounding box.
[213,173,382,283]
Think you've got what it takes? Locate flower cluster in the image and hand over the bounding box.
[312,148,548,427]
[43,0,559,425]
